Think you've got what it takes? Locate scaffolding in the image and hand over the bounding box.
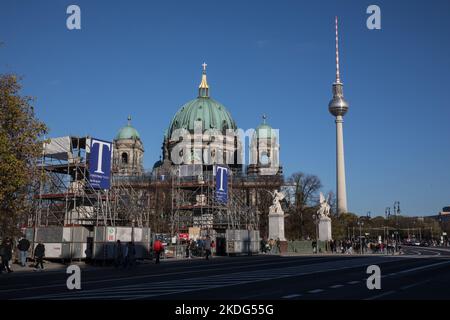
[33,136,157,229]
[169,164,282,238]
[33,136,284,237]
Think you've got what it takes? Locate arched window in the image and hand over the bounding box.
[121,152,128,164]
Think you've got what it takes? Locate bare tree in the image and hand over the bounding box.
[285,172,322,239]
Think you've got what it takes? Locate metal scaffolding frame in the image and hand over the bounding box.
[170,165,275,237]
[34,137,154,228]
[33,137,283,237]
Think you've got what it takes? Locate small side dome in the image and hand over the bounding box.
[255,114,276,139]
[116,116,140,140]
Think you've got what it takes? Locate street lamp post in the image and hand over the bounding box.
[394,201,401,251]
[312,212,320,254]
[357,219,364,254]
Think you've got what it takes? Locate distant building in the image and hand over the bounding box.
[429,207,450,223]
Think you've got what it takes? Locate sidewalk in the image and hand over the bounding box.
[2,254,226,275]
[280,251,403,257]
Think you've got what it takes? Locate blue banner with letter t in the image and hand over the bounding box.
[89,138,112,189]
[215,165,228,204]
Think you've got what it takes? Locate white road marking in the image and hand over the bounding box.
[0,257,323,294]
[365,290,396,300]
[15,256,407,300]
[282,294,302,299]
[308,289,324,294]
[347,281,360,285]
[329,284,344,289]
[395,260,450,275]
[400,279,431,291]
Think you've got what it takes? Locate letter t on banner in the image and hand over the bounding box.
[89,138,112,189]
[215,165,228,204]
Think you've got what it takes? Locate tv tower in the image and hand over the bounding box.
[328,16,349,214]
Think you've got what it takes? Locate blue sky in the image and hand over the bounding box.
[1,0,450,217]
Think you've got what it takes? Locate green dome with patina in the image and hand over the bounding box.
[168,64,237,138]
[116,116,140,140]
[255,115,276,139]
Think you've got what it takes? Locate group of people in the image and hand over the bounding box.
[113,240,137,268]
[184,235,214,260]
[113,238,167,267]
[324,239,401,255]
[260,238,281,254]
[0,236,46,273]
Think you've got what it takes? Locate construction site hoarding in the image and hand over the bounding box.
[225,229,260,255]
[93,226,151,260]
[25,226,152,261]
[26,226,91,260]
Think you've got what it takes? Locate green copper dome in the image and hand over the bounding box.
[168,97,236,137]
[255,115,276,139]
[116,116,140,140]
[167,65,236,138]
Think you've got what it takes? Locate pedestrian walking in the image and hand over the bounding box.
[189,239,196,257]
[204,235,212,260]
[0,238,13,273]
[153,238,164,264]
[312,240,317,254]
[211,240,216,257]
[125,241,136,268]
[34,241,45,271]
[17,236,30,267]
[185,240,191,259]
[260,238,267,254]
[114,240,124,268]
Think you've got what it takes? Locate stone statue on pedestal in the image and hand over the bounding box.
[316,192,332,241]
[269,190,285,215]
[268,190,286,243]
[317,192,331,218]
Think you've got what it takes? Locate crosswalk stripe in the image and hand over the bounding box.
[282,294,302,299]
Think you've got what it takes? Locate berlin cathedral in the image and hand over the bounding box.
[110,64,284,239]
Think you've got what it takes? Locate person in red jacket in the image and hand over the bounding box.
[153,239,164,264]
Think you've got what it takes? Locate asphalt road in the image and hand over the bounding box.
[1,246,450,300]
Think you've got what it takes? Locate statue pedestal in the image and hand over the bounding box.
[268,212,286,242]
[279,240,288,253]
[318,216,332,241]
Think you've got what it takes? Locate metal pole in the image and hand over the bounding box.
[359,223,362,254]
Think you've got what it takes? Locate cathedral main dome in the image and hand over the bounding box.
[168,97,236,138]
[167,64,236,140]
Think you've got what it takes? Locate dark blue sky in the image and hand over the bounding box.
[1,0,450,217]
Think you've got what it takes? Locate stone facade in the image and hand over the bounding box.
[113,138,144,176]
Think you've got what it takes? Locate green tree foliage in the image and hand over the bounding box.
[0,74,47,237]
[331,212,359,239]
[331,213,443,240]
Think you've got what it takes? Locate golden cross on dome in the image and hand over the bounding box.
[202,62,207,72]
